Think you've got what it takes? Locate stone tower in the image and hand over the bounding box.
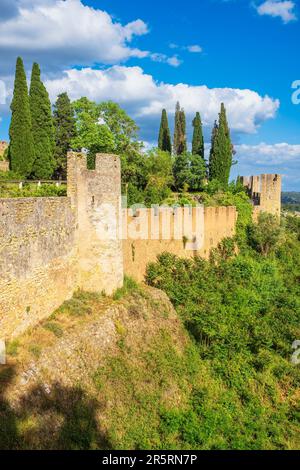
[240,174,281,218]
[67,152,124,295]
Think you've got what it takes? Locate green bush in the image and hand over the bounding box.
[0,183,67,198]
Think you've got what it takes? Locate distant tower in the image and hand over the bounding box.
[240,174,281,218]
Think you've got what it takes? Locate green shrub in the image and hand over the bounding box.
[113,276,140,301]
[145,218,300,449]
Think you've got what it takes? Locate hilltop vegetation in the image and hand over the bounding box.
[6,57,235,209]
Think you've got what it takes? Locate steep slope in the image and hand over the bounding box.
[0,283,197,450]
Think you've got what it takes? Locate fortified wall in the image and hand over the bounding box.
[123,206,237,282]
[0,141,9,172]
[0,161,9,172]
[0,153,280,339]
[0,153,123,339]
[240,174,281,218]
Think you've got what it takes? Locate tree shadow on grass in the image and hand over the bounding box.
[0,365,19,449]
[0,366,111,450]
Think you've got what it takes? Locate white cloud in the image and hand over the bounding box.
[233,142,300,189]
[186,45,203,53]
[149,53,182,67]
[169,43,203,53]
[0,81,7,105]
[45,65,279,135]
[255,1,297,23]
[0,0,173,72]
[236,142,300,165]
[166,56,182,67]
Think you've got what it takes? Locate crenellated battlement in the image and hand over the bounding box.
[240,173,281,218]
[0,153,281,339]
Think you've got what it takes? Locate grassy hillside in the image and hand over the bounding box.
[0,282,198,450]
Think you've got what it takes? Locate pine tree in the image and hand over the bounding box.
[158,109,172,153]
[173,102,187,155]
[9,57,35,176]
[208,103,233,185]
[53,92,76,179]
[29,62,55,179]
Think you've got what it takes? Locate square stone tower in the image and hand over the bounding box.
[240,174,281,218]
[67,152,124,295]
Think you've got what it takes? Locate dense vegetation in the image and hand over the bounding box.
[143,213,300,449]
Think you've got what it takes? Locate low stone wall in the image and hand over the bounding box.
[0,197,77,339]
[123,206,237,282]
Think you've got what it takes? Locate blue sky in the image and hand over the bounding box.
[0,0,299,189]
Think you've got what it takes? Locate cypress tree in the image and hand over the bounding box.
[192,112,204,159]
[9,57,35,176]
[173,152,190,192]
[29,62,55,179]
[174,102,187,155]
[208,120,218,181]
[209,103,233,185]
[53,92,76,179]
[191,111,206,187]
[158,109,172,153]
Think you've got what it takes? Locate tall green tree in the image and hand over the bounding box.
[173,102,187,155]
[9,57,35,176]
[209,103,233,185]
[71,97,115,169]
[190,154,206,191]
[191,111,206,188]
[208,120,218,181]
[53,92,76,179]
[192,112,204,159]
[98,101,140,154]
[158,109,172,153]
[29,62,55,179]
[173,152,190,192]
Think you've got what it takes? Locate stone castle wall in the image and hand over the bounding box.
[67,152,123,295]
[240,174,281,219]
[0,141,8,158]
[0,161,9,172]
[0,197,77,338]
[0,153,123,339]
[123,206,237,282]
[0,152,280,339]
